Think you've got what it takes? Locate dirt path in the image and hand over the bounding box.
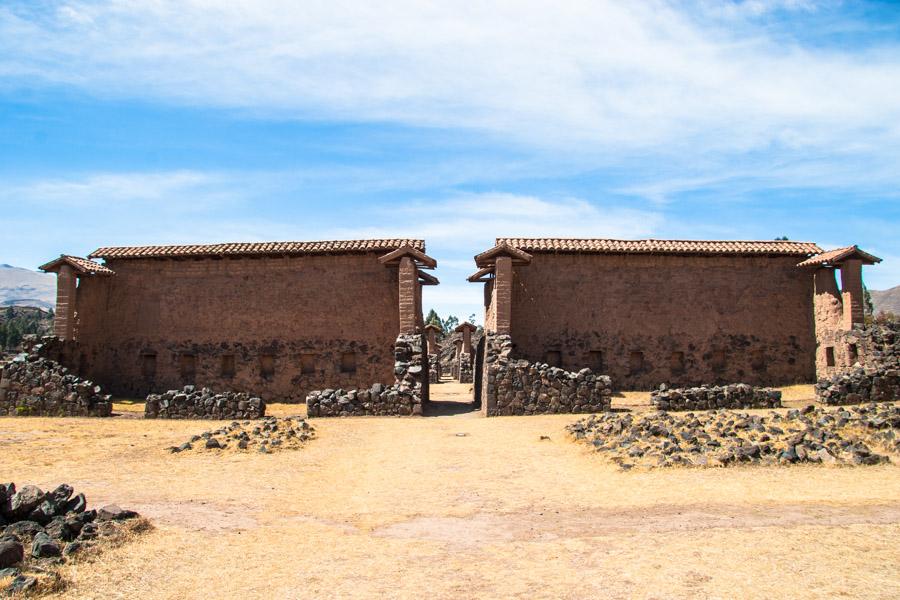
[1,389,898,599]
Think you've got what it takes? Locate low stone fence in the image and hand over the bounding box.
[307,334,427,417]
[651,384,782,411]
[144,386,265,419]
[816,366,900,406]
[458,352,473,383]
[0,355,112,417]
[483,334,612,416]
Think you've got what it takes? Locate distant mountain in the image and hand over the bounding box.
[871,286,900,316]
[0,264,55,310]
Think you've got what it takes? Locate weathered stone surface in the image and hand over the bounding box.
[308,334,428,417]
[0,350,111,417]
[145,386,265,420]
[96,505,139,522]
[30,533,60,558]
[569,402,899,470]
[482,334,613,416]
[651,384,782,411]
[0,540,23,568]
[816,323,899,405]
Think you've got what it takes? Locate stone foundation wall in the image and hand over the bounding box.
[458,352,473,383]
[307,334,427,417]
[144,385,266,419]
[0,353,112,418]
[651,384,782,411]
[481,334,612,416]
[815,323,899,405]
[428,354,441,383]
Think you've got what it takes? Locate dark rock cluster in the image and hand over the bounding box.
[484,335,612,416]
[0,353,112,417]
[307,334,427,417]
[168,416,316,454]
[145,385,266,420]
[428,354,441,384]
[568,403,899,470]
[651,383,782,411]
[0,483,141,594]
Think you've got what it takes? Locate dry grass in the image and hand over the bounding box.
[1,382,898,599]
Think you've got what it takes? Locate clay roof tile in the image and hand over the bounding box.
[89,239,426,260]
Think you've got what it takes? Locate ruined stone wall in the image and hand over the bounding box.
[506,254,816,390]
[145,385,265,419]
[481,334,612,416]
[651,384,782,411]
[428,354,441,383]
[70,254,400,402]
[0,354,112,417]
[815,322,899,405]
[306,334,428,416]
[458,352,473,383]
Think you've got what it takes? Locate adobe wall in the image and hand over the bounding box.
[70,254,400,402]
[507,253,816,390]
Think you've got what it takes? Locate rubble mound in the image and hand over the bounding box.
[0,354,112,417]
[168,416,316,454]
[0,483,146,595]
[568,403,899,470]
[816,366,900,406]
[652,383,782,411]
[145,385,265,420]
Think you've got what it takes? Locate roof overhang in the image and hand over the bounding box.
[474,244,533,268]
[797,245,882,268]
[467,266,495,283]
[39,255,114,277]
[379,246,438,269]
[418,271,440,286]
[454,322,478,333]
[423,323,443,333]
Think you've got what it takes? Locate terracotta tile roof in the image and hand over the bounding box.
[39,255,114,276]
[797,245,882,267]
[89,239,426,260]
[497,238,822,256]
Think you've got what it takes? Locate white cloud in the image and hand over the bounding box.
[1,0,899,169]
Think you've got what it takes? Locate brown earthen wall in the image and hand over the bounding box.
[505,253,816,389]
[71,254,400,401]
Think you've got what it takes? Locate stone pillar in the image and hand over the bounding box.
[415,276,424,329]
[814,268,843,330]
[494,256,513,334]
[425,328,438,354]
[840,259,864,329]
[398,256,418,335]
[54,265,77,340]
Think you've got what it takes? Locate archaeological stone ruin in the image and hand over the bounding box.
[23,236,894,418]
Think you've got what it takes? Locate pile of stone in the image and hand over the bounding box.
[816,366,900,405]
[568,403,899,470]
[307,334,426,417]
[145,385,265,420]
[484,335,612,416]
[168,416,316,454]
[0,354,112,417]
[651,383,782,411]
[0,483,142,595]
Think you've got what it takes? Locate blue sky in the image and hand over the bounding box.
[1,0,899,320]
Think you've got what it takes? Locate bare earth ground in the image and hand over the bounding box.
[2,381,899,599]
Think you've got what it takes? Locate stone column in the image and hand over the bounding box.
[840,259,864,329]
[398,256,418,335]
[494,256,513,334]
[462,327,473,354]
[425,328,437,354]
[54,264,77,340]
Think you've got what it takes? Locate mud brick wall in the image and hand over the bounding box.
[507,254,816,390]
[651,384,782,411]
[145,385,265,419]
[68,254,400,402]
[307,334,428,417]
[0,355,112,417]
[481,334,612,416]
